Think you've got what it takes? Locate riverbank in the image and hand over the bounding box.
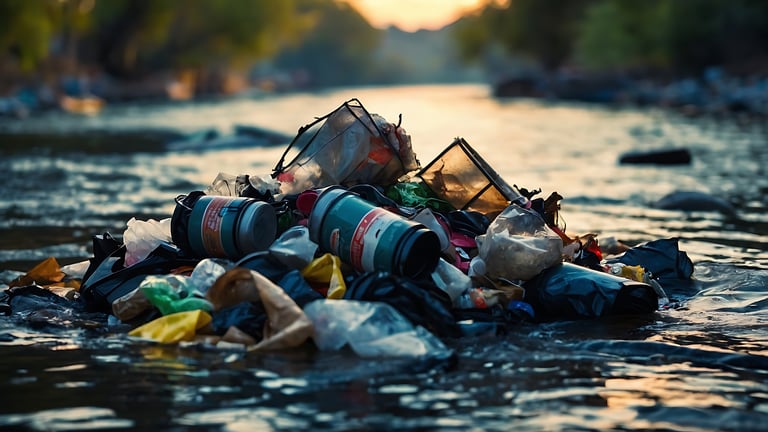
[493,68,768,120]
[4,66,768,123]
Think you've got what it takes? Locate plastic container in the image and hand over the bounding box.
[308,186,441,278]
[171,191,277,260]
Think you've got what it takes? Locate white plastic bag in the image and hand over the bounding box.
[303,299,450,358]
[206,172,280,197]
[430,258,471,303]
[123,217,172,267]
[268,226,318,270]
[476,205,563,281]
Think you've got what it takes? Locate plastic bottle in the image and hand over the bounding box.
[171,191,277,260]
[308,186,441,278]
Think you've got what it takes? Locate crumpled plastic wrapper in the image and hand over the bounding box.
[205,172,280,198]
[477,205,563,282]
[123,217,172,267]
[205,268,314,351]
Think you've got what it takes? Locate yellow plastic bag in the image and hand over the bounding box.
[128,310,212,344]
[301,253,346,298]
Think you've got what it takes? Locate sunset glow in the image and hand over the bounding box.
[343,0,488,32]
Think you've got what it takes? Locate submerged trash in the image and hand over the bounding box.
[523,262,660,321]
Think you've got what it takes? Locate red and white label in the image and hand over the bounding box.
[200,198,232,257]
[349,207,398,272]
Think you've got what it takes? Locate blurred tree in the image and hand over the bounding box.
[664,0,768,72]
[84,0,308,79]
[453,6,495,64]
[454,0,593,71]
[575,0,768,74]
[0,0,69,72]
[456,0,768,76]
[0,1,51,72]
[272,0,382,87]
[0,0,98,76]
[575,0,670,71]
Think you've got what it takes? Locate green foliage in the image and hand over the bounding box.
[453,7,496,64]
[575,0,671,70]
[0,0,311,78]
[86,0,306,76]
[0,0,57,71]
[454,0,768,75]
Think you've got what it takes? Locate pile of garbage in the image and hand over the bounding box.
[1,98,694,361]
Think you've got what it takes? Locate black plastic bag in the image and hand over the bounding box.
[211,301,267,340]
[276,270,324,308]
[79,243,199,313]
[606,237,695,296]
[523,263,658,321]
[235,251,293,283]
[82,232,123,283]
[609,238,694,280]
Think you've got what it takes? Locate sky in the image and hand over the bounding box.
[343,0,488,32]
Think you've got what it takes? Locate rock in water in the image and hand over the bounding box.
[654,191,736,215]
[619,148,692,165]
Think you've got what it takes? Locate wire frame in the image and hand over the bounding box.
[417,137,526,218]
[272,98,403,179]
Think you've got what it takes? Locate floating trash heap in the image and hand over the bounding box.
[1,99,694,361]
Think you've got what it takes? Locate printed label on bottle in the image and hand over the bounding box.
[349,207,398,272]
[329,228,340,256]
[200,198,232,257]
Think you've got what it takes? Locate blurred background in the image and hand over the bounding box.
[2,3,768,431]
[1,0,767,117]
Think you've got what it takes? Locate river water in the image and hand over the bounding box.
[1,84,767,431]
